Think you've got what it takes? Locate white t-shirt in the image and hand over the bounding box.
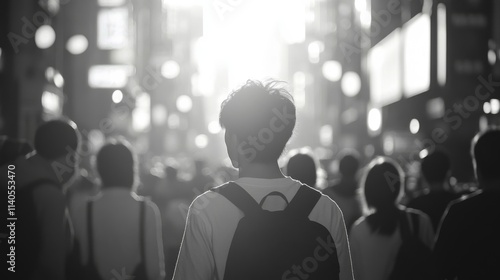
[173,177,354,280]
[349,208,435,280]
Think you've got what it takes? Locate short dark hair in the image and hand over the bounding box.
[287,152,317,187]
[338,151,360,178]
[362,157,404,235]
[219,80,296,163]
[96,139,136,188]
[34,119,79,160]
[472,128,500,182]
[363,157,403,211]
[420,150,451,184]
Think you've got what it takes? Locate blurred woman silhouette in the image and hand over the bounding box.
[70,138,165,280]
[349,157,434,280]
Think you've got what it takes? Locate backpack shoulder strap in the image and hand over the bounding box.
[212,182,261,216]
[285,185,321,218]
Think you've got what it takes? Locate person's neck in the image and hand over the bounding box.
[238,161,285,179]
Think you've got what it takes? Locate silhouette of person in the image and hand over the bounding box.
[408,150,458,231]
[0,136,33,166]
[173,80,353,280]
[1,119,80,280]
[350,157,434,280]
[434,128,500,279]
[70,139,165,280]
[286,150,318,188]
[324,151,363,233]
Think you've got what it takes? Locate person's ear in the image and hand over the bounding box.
[225,131,239,168]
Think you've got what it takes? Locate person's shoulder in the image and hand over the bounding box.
[189,183,232,214]
[350,216,368,236]
[33,180,65,202]
[447,190,483,212]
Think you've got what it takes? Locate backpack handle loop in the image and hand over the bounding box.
[259,191,289,208]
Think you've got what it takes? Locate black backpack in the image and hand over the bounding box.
[389,211,436,280]
[213,182,340,280]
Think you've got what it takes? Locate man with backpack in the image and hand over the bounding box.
[173,80,353,280]
[1,119,81,280]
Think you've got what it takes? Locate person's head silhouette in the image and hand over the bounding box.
[420,149,451,189]
[286,151,317,187]
[338,151,360,180]
[35,119,81,184]
[471,128,500,187]
[96,138,137,189]
[362,156,404,235]
[219,80,296,173]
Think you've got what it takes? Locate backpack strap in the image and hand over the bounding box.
[259,191,289,208]
[285,185,321,218]
[212,182,261,216]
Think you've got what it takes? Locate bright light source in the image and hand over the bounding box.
[368,108,382,132]
[308,41,324,64]
[319,125,333,146]
[369,29,402,106]
[404,13,431,97]
[35,25,56,49]
[88,65,132,88]
[208,121,222,134]
[132,108,150,132]
[341,71,361,97]
[176,95,192,113]
[322,60,342,82]
[112,90,123,103]
[437,4,447,86]
[483,102,491,114]
[409,118,420,134]
[53,72,64,88]
[419,149,429,159]
[360,11,371,28]
[132,92,151,132]
[66,35,89,55]
[488,50,497,65]
[161,60,180,79]
[152,104,167,126]
[195,134,208,149]
[98,8,128,50]
[490,99,500,114]
[41,91,60,114]
[355,0,367,12]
